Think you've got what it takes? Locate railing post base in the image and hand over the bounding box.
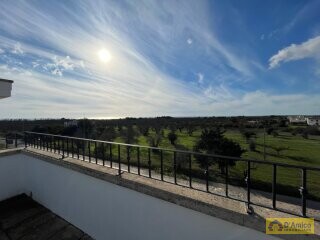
[246,204,254,215]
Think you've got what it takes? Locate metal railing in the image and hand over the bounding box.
[0,133,23,149]
[22,131,320,218]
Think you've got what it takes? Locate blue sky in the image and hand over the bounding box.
[0,0,319,118]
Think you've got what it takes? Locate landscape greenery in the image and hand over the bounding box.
[0,116,319,201]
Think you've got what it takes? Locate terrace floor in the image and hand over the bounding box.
[0,194,92,240]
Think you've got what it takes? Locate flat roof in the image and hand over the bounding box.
[0,79,14,83]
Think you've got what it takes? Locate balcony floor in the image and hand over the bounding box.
[0,194,92,240]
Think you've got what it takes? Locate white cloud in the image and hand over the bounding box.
[51,68,62,76]
[187,38,193,45]
[43,56,79,76]
[0,48,4,54]
[12,42,23,54]
[269,35,320,69]
[197,72,204,84]
[53,55,74,70]
[0,0,315,118]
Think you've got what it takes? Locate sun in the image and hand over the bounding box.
[98,49,112,63]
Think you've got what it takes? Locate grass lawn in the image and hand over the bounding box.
[111,127,320,200]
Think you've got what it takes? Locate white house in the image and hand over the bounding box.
[306,117,320,126]
[287,115,306,124]
[64,119,78,127]
[0,78,13,99]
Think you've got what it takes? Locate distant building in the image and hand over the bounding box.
[306,117,320,126]
[287,116,306,124]
[64,120,78,127]
[247,120,259,125]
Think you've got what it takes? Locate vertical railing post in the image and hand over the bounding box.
[160,150,164,181]
[53,136,56,153]
[71,138,74,158]
[299,168,307,217]
[205,157,209,192]
[189,153,192,188]
[118,144,121,175]
[102,143,105,166]
[137,147,140,175]
[62,137,65,158]
[148,148,151,178]
[225,158,229,197]
[77,140,80,159]
[5,135,8,149]
[127,146,130,173]
[94,141,97,164]
[58,137,61,154]
[82,140,85,161]
[88,141,91,162]
[272,164,277,209]
[24,132,27,148]
[66,138,69,157]
[173,152,177,184]
[109,144,113,168]
[246,161,252,214]
[15,133,17,148]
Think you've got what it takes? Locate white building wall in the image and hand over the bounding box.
[0,153,279,240]
[0,80,13,99]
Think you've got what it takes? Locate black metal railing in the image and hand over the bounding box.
[1,133,24,149]
[22,131,320,218]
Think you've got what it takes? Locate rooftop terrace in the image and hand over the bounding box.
[0,194,92,240]
[0,132,319,239]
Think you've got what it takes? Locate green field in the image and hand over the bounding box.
[28,126,320,201]
[107,127,320,200]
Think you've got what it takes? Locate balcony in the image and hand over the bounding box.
[0,132,319,239]
[0,79,13,99]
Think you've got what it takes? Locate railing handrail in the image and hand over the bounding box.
[24,131,320,171]
[23,131,320,218]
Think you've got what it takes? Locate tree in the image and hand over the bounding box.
[194,128,244,174]
[266,127,274,135]
[138,125,149,136]
[122,125,137,144]
[241,130,256,142]
[100,126,117,141]
[168,131,177,145]
[249,140,256,152]
[186,124,196,136]
[78,119,93,138]
[148,134,162,149]
[274,146,289,156]
[302,131,309,139]
[61,126,77,136]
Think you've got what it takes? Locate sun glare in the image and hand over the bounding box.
[98,49,112,63]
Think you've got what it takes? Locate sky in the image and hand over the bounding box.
[0,0,320,119]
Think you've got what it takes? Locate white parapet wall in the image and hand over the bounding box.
[0,152,279,240]
[0,79,13,99]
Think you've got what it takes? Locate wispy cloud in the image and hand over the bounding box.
[197,73,204,84]
[0,0,318,118]
[269,36,320,69]
[12,42,23,55]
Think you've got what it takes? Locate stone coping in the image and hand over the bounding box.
[1,148,319,239]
